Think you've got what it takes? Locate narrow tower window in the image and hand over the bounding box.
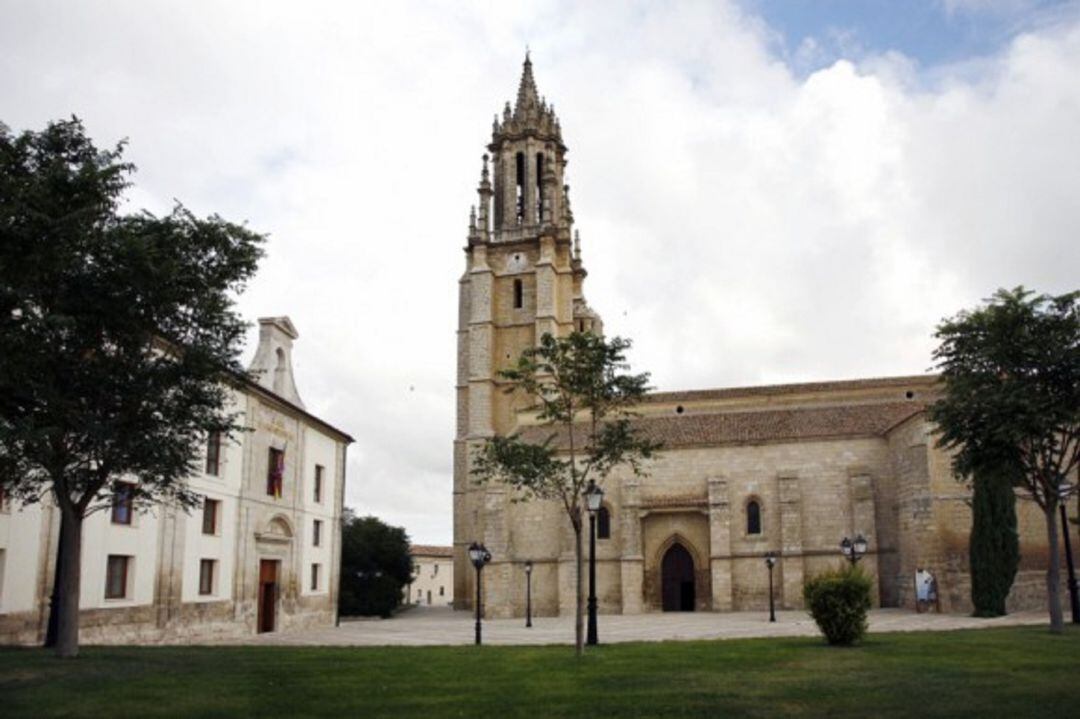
[597,505,611,540]
[535,153,544,220]
[273,347,287,395]
[493,156,504,227]
[747,500,762,535]
[513,278,523,309]
[515,152,525,224]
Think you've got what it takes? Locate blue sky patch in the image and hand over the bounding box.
[743,0,1080,72]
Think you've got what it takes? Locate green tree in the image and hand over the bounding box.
[338,512,414,618]
[472,331,660,655]
[0,118,264,657]
[968,462,1020,617]
[929,287,1079,633]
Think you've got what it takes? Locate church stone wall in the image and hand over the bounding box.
[470,432,905,618]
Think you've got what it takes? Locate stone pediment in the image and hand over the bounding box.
[255,516,294,544]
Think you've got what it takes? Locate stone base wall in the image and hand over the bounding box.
[0,598,336,646]
[0,609,45,645]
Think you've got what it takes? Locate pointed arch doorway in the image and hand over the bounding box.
[661,543,696,612]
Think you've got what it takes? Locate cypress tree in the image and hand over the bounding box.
[969,464,1020,617]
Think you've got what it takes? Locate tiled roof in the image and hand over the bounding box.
[518,401,924,450]
[410,545,454,558]
[645,375,937,405]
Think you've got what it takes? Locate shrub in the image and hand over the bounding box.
[803,565,873,645]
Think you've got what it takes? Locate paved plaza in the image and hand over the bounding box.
[212,605,1049,647]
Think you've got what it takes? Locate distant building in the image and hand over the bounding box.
[0,317,352,644]
[404,545,454,607]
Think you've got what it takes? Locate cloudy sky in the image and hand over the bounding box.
[3,0,1078,545]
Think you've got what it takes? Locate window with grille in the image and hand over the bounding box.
[199,559,216,595]
[111,483,134,525]
[202,499,219,535]
[105,555,130,599]
[205,431,222,475]
[267,448,284,497]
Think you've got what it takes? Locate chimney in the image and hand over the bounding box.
[248,316,305,408]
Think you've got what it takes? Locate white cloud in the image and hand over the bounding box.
[2,0,1077,544]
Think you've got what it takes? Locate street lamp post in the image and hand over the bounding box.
[1059,480,1079,624]
[468,542,492,645]
[764,552,777,622]
[584,480,604,646]
[524,560,533,628]
[839,534,868,566]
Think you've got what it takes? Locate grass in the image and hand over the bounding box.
[2,626,1079,717]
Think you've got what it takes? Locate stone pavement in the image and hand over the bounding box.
[212,605,1049,647]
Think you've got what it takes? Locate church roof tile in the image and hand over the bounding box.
[518,401,925,450]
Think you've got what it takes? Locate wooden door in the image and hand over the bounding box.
[661,543,695,612]
[258,560,278,633]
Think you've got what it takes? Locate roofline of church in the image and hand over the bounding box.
[645,373,939,405]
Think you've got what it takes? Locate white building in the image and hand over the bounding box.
[0,317,352,644]
[404,545,454,607]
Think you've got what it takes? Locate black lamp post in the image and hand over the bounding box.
[584,480,604,646]
[468,541,492,645]
[1058,480,1079,624]
[524,560,533,628]
[839,534,868,566]
[764,552,777,622]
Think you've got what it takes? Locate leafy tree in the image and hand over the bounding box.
[472,331,660,655]
[338,512,414,618]
[968,462,1020,617]
[0,118,264,657]
[929,287,1079,633]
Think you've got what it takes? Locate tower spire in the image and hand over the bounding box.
[514,51,541,119]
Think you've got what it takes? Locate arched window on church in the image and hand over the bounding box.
[597,505,611,540]
[746,500,761,535]
[513,279,523,309]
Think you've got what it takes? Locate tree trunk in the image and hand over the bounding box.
[44,509,68,647]
[574,521,584,656]
[1045,501,1064,634]
[55,505,84,658]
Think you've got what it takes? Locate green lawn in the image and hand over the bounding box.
[2,626,1078,718]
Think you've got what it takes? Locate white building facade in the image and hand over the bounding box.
[0,316,352,644]
[404,545,454,607]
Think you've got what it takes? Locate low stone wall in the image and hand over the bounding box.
[0,599,336,646]
[0,609,43,645]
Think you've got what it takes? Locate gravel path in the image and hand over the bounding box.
[207,605,1049,647]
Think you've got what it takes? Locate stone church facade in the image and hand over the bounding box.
[453,57,1053,619]
[0,317,351,644]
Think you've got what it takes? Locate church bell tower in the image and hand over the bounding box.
[453,54,602,611]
